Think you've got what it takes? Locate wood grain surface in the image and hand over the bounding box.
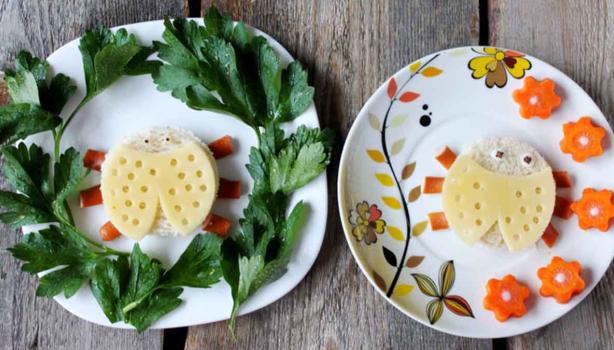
[1,0,613,349]
[0,2,184,350]
[490,0,614,348]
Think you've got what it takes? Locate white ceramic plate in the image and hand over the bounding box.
[23,19,327,329]
[338,47,614,338]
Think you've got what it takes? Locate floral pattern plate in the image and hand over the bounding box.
[338,47,614,338]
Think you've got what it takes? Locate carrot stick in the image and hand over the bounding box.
[208,135,234,159]
[100,221,121,241]
[541,223,560,248]
[435,146,456,169]
[203,213,232,237]
[83,149,106,171]
[80,185,103,207]
[552,171,572,188]
[218,178,241,199]
[554,196,573,219]
[423,176,445,194]
[428,212,449,230]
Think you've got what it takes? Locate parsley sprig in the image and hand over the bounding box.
[0,27,220,331]
[153,7,333,330]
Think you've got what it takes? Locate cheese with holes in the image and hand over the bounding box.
[442,155,555,251]
[100,141,218,240]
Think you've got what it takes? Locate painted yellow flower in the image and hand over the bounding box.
[468,47,531,88]
[349,201,386,245]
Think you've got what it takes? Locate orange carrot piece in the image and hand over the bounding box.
[428,212,449,230]
[83,149,106,171]
[99,221,122,241]
[570,188,614,231]
[552,171,572,189]
[541,223,560,248]
[512,76,561,119]
[79,185,103,208]
[203,213,232,237]
[435,146,456,169]
[218,178,241,199]
[554,196,573,219]
[483,275,530,322]
[537,256,585,304]
[208,135,234,159]
[423,176,444,194]
[560,117,606,162]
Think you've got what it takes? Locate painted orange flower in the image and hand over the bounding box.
[483,275,530,322]
[560,117,606,162]
[349,201,386,244]
[512,76,561,119]
[537,256,585,304]
[570,188,614,231]
[468,47,531,88]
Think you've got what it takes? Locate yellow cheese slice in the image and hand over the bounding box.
[442,155,555,251]
[100,141,218,240]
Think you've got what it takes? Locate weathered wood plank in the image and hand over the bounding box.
[0,1,184,349]
[490,0,614,349]
[186,1,486,349]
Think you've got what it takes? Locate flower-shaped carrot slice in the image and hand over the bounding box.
[483,275,531,322]
[537,256,585,304]
[570,188,614,231]
[512,76,561,119]
[560,117,606,162]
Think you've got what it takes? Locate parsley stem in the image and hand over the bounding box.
[54,99,88,155]
[57,217,129,257]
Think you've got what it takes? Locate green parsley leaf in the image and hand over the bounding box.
[36,263,95,298]
[52,147,86,223]
[124,287,183,332]
[0,104,61,146]
[90,256,130,323]
[162,233,222,288]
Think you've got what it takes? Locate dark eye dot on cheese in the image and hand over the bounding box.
[419,115,431,127]
[523,155,532,164]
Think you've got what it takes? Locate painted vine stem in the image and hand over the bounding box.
[381,54,441,297]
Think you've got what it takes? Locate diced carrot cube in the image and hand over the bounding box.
[208,135,234,159]
[83,149,106,171]
[203,214,232,237]
[553,196,573,219]
[428,212,449,230]
[80,185,103,207]
[435,146,456,169]
[552,171,572,188]
[100,221,121,241]
[423,176,444,194]
[541,223,560,248]
[218,178,241,199]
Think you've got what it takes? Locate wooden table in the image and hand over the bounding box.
[1,1,613,349]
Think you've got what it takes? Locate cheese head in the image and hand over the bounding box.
[100,127,218,240]
[441,138,555,251]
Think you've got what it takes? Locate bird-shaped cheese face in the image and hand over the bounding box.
[100,127,218,240]
[441,138,555,251]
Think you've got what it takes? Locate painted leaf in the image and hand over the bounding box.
[405,255,425,268]
[390,114,408,128]
[399,91,420,102]
[381,196,401,209]
[368,112,381,130]
[393,284,415,297]
[375,173,394,187]
[387,226,404,241]
[421,66,443,77]
[373,271,387,291]
[401,162,416,179]
[391,138,406,155]
[426,299,444,325]
[439,260,456,296]
[367,149,385,163]
[382,246,397,267]
[412,221,428,236]
[409,61,421,73]
[408,185,421,202]
[443,295,475,318]
[387,78,397,98]
[411,273,439,297]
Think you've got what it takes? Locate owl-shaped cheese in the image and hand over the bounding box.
[442,138,555,251]
[100,127,218,240]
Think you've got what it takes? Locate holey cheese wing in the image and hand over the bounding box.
[101,141,218,240]
[442,156,555,251]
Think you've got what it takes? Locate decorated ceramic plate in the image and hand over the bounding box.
[25,19,327,329]
[338,47,614,338]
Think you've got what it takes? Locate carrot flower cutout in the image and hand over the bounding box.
[570,188,614,231]
[560,116,606,162]
[512,76,561,119]
[483,275,531,322]
[537,256,585,304]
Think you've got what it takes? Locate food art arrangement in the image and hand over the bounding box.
[0,8,332,332]
[339,47,614,337]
